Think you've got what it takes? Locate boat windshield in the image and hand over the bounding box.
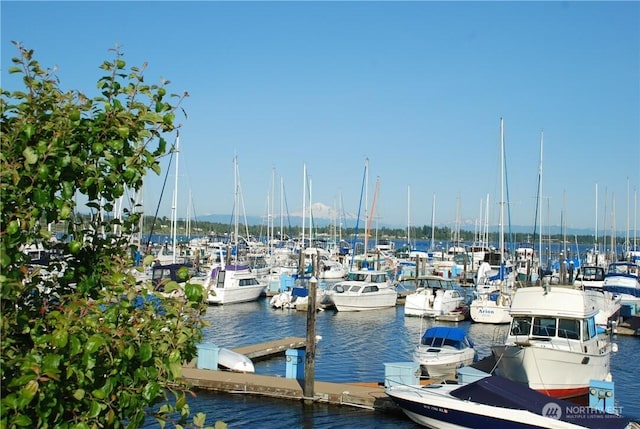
[510,317,532,336]
[421,336,464,349]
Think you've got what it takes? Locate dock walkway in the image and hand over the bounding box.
[182,367,395,410]
[230,336,307,361]
[183,336,401,410]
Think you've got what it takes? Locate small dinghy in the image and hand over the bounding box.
[217,347,255,373]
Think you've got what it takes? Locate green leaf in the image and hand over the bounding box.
[91,388,106,400]
[169,362,182,379]
[142,381,161,402]
[18,380,38,407]
[85,334,106,354]
[22,147,38,164]
[138,343,152,363]
[88,400,101,418]
[69,336,82,356]
[73,389,85,400]
[52,328,68,348]
[12,414,33,427]
[193,413,206,427]
[185,282,203,303]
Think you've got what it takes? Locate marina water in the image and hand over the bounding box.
[143,296,639,428]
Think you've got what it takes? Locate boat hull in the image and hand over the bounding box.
[470,296,512,324]
[491,343,611,401]
[414,348,476,379]
[386,384,586,429]
[331,290,397,311]
[217,348,255,373]
[208,284,265,305]
[404,291,464,318]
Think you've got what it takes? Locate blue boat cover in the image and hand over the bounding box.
[422,327,467,343]
[450,376,630,429]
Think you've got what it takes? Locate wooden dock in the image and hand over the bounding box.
[181,366,397,411]
[230,336,307,361]
[183,336,412,411]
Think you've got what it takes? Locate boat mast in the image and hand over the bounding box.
[407,185,411,248]
[430,193,436,251]
[538,129,544,282]
[364,158,369,253]
[595,183,599,264]
[499,118,505,265]
[302,163,306,251]
[171,131,179,264]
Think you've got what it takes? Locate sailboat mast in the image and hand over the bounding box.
[407,185,411,248]
[430,193,436,251]
[171,131,179,264]
[499,118,505,263]
[234,155,239,262]
[302,163,306,251]
[595,183,599,261]
[538,130,544,277]
[364,158,369,253]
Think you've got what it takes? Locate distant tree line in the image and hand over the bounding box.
[137,216,628,247]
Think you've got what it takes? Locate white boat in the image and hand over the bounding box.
[205,263,265,305]
[318,257,347,280]
[573,265,606,289]
[269,281,324,310]
[217,347,255,373]
[326,269,397,311]
[491,286,614,401]
[404,275,467,317]
[385,375,632,429]
[602,262,640,305]
[413,326,477,379]
[470,289,513,324]
[572,265,621,327]
[583,288,622,328]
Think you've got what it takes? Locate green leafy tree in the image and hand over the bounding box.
[1,43,222,429]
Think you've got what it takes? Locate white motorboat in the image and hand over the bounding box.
[205,263,265,305]
[326,269,397,311]
[491,286,615,401]
[573,265,606,289]
[404,275,467,317]
[602,262,640,305]
[572,265,621,327]
[470,289,513,324]
[413,326,477,379]
[385,375,631,429]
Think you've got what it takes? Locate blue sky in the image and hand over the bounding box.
[2,1,639,234]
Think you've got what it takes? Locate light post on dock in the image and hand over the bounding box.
[304,275,317,403]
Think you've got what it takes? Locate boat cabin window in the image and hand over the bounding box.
[581,267,605,281]
[532,317,557,337]
[558,318,580,340]
[348,273,368,282]
[583,317,596,341]
[371,274,386,283]
[216,271,226,288]
[510,317,532,336]
[362,285,379,293]
[239,278,260,287]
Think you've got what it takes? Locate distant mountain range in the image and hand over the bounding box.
[191,202,633,237]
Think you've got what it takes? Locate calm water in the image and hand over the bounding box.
[142,294,640,428]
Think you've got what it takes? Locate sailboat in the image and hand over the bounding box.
[205,157,265,305]
[470,118,513,324]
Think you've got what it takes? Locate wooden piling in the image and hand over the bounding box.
[304,276,317,403]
